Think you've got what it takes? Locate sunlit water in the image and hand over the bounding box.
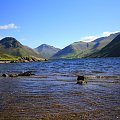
[0,58,120,120]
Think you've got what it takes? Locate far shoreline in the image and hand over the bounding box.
[0,59,47,64]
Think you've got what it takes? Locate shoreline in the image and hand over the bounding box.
[0,61,11,63]
[0,59,47,64]
[0,56,47,64]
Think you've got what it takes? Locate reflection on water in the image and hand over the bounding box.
[0,58,120,119]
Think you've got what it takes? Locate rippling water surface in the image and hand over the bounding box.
[0,58,120,120]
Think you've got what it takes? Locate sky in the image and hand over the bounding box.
[0,0,120,49]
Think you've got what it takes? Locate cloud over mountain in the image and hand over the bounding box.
[0,23,18,29]
[80,31,120,42]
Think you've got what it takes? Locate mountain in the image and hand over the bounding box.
[92,32,120,50]
[51,41,94,59]
[52,32,120,59]
[34,44,60,58]
[89,34,120,57]
[0,37,44,60]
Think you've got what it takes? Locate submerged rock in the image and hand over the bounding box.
[77,80,87,84]
[9,74,18,77]
[18,71,35,76]
[2,74,9,77]
[77,75,87,85]
[1,71,35,77]
[77,76,84,80]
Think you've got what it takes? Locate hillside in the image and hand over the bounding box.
[52,32,120,59]
[34,44,60,58]
[0,52,18,61]
[52,41,94,59]
[92,32,120,50]
[0,37,44,60]
[89,34,120,57]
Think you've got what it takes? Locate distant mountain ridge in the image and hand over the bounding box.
[51,41,92,59]
[34,44,60,58]
[0,37,44,60]
[52,32,120,59]
[89,34,120,57]
[92,33,120,50]
[0,32,120,61]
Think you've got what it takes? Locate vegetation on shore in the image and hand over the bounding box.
[0,52,18,61]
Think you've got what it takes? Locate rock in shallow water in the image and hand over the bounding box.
[18,71,35,76]
[77,75,87,85]
[1,71,35,77]
[2,74,9,77]
[77,80,87,84]
[9,74,18,77]
[77,76,84,80]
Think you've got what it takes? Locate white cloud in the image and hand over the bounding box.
[0,23,18,29]
[80,31,120,42]
[102,31,120,36]
[80,36,98,42]
[102,32,112,36]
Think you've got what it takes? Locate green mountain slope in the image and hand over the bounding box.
[92,32,120,50]
[89,34,120,57]
[51,41,93,59]
[0,52,18,61]
[0,37,44,60]
[34,44,60,58]
[76,32,120,58]
[52,32,120,59]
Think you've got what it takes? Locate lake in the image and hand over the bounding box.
[0,58,120,120]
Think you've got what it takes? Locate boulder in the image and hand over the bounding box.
[77,76,84,80]
[2,74,9,77]
[77,80,87,85]
[45,59,48,61]
[77,75,87,85]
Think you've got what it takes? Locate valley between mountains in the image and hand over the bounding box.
[0,32,120,62]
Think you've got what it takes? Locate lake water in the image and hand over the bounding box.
[0,58,120,120]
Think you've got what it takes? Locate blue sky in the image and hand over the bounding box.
[0,0,120,48]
